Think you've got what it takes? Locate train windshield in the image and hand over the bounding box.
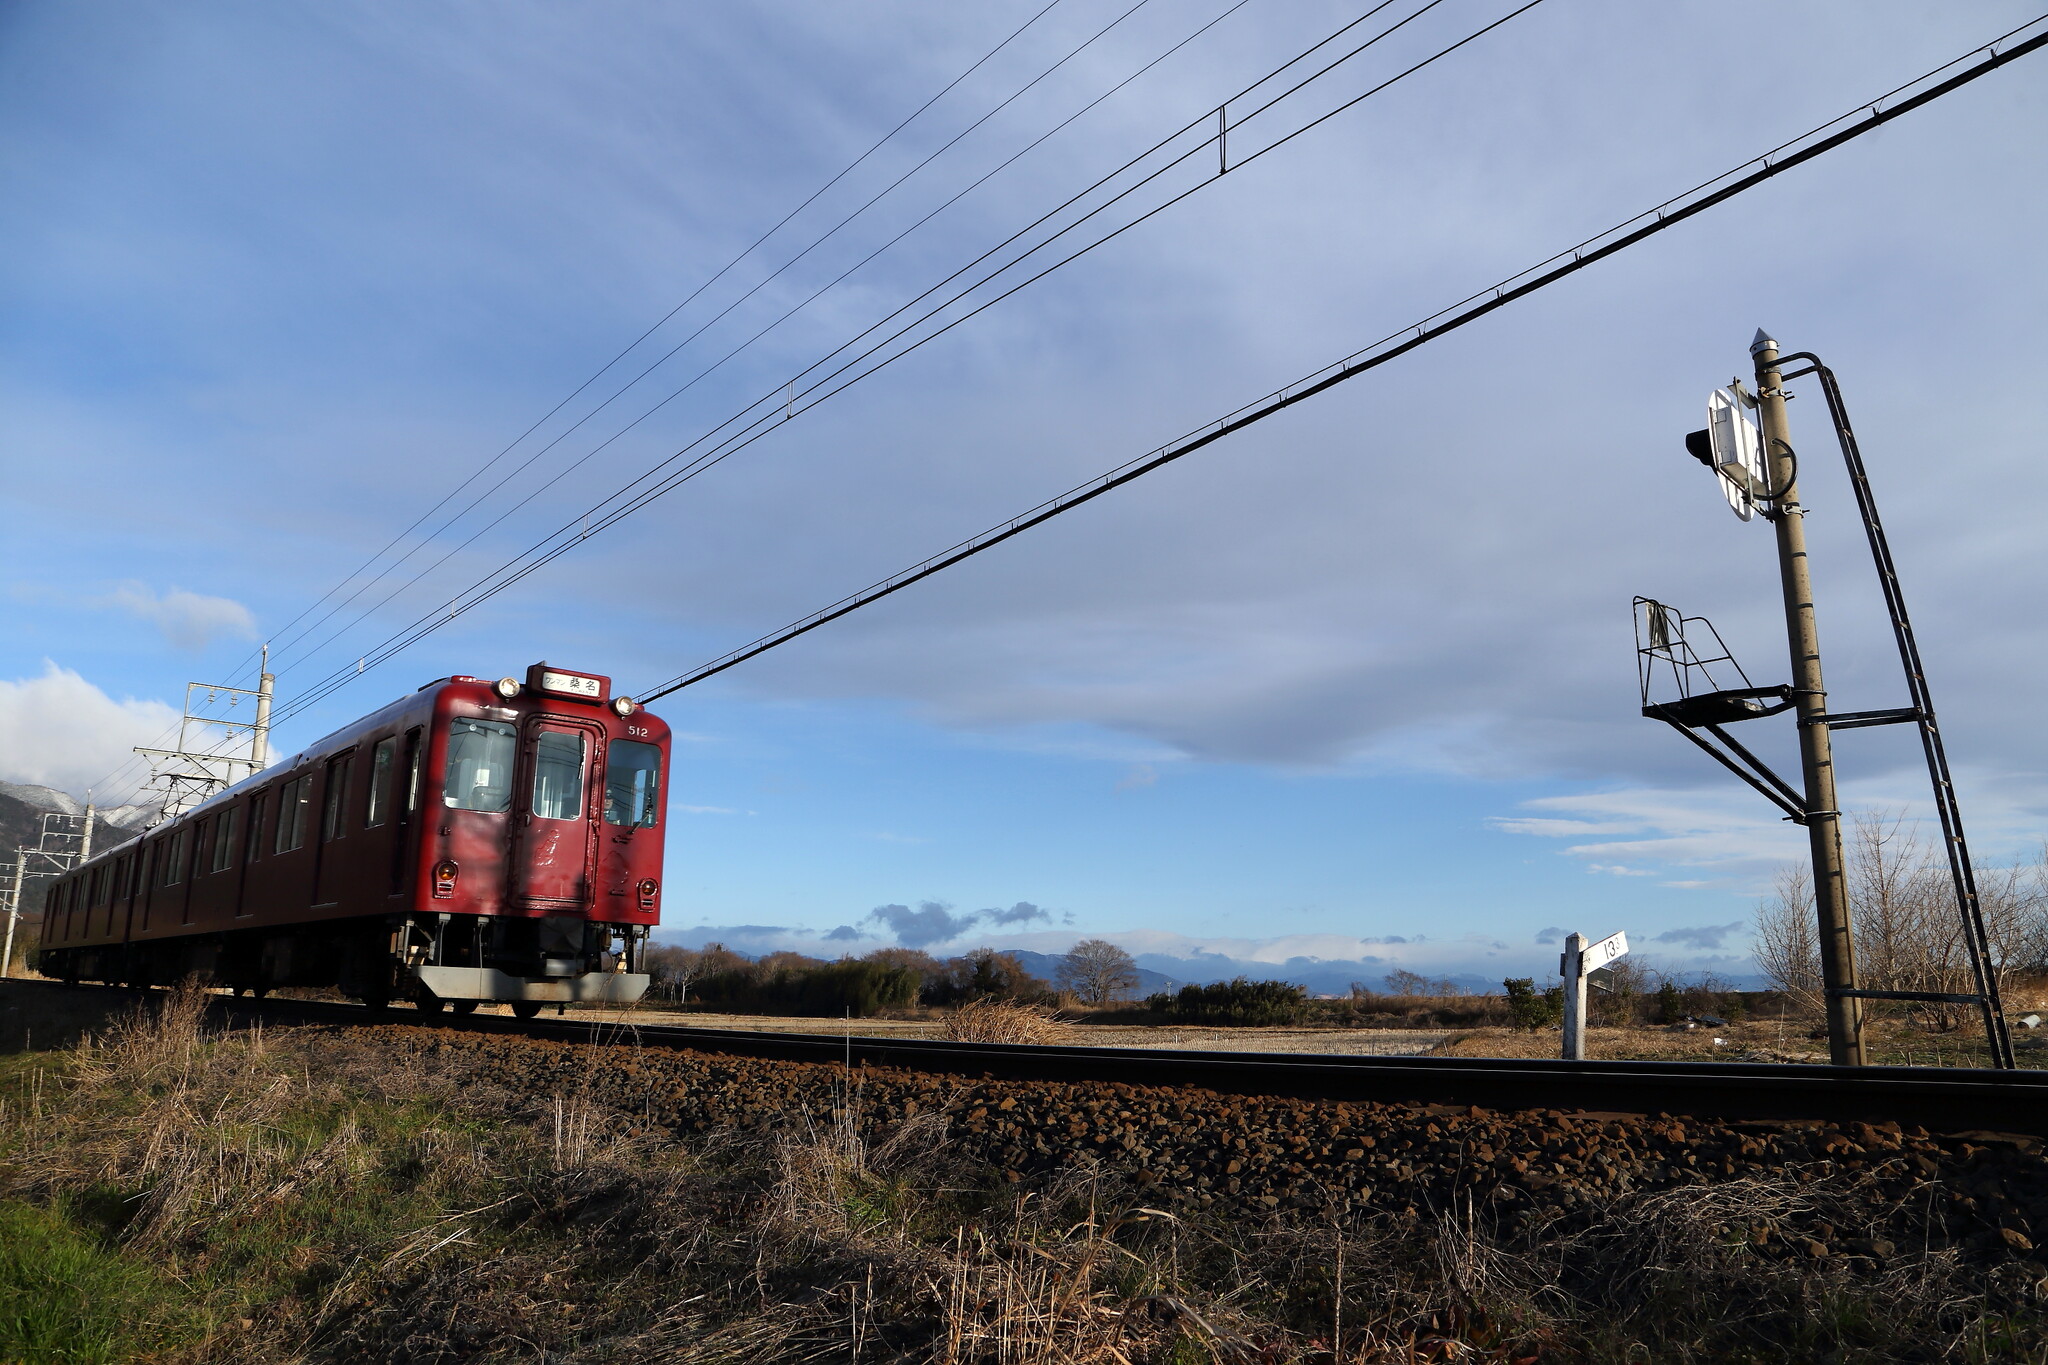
[445,718,515,812]
[604,740,661,828]
[531,731,586,820]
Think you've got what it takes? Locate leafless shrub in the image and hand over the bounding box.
[941,997,1077,1046]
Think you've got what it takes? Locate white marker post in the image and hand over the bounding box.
[1560,930,1629,1061]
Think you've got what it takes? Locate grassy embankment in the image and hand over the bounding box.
[1,987,2045,1363]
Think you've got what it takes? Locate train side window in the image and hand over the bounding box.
[531,731,586,820]
[211,806,240,872]
[321,752,354,842]
[444,718,515,813]
[603,740,662,828]
[276,776,311,853]
[115,854,133,899]
[366,737,396,827]
[246,793,267,864]
[164,828,189,887]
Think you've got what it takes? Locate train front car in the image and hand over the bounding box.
[408,664,667,1016]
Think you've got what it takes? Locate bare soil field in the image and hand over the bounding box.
[624,1008,1452,1056]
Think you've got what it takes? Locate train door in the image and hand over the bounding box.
[510,715,603,908]
[313,750,355,907]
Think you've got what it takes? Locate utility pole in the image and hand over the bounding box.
[133,666,275,824]
[1753,329,1864,1066]
[2,808,92,979]
[2,851,24,979]
[252,645,274,770]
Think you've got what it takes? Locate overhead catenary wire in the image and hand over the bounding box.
[261,0,1202,685]
[631,18,2048,701]
[257,0,1385,694]
[223,0,1074,686]
[78,1,1078,808]
[265,0,1512,726]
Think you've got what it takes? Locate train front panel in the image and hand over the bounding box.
[405,664,668,1012]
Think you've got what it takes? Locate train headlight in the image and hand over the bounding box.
[494,677,521,699]
[611,696,638,717]
[433,860,459,898]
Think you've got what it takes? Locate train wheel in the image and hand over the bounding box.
[510,1001,542,1020]
[449,1000,479,1016]
[416,993,446,1015]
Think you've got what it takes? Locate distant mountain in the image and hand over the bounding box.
[0,782,154,832]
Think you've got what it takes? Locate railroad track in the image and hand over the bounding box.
[187,989,2048,1138]
[9,981,2039,1136]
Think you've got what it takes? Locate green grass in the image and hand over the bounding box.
[0,1199,204,1364]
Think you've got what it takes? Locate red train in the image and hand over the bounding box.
[35,663,668,1017]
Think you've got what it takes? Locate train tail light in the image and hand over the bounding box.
[637,877,658,910]
[433,860,459,898]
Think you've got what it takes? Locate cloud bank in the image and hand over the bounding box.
[0,663,179,794]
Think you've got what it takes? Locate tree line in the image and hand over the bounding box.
[639,937,1152,1017]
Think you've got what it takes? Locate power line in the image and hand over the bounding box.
[79,2,1076,806]
[633,19,2048,703]
[226,0,1073,685]
[256,0,1344,693]
[262,0,1186,684]
[266,0,1510,725]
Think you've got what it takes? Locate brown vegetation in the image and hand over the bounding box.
[939,997,1079,1046]
[7,990,2048,1361]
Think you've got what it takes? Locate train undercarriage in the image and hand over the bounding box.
[38,911,651,1019]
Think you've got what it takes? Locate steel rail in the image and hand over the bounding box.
[181,990,2048,1137]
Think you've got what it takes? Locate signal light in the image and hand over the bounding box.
[494,677,520,699]
[433,860,459,898]
[1684,429,1714,467]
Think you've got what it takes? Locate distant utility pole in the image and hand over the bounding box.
[1,804,93,979]
[1752,332,1865,1067]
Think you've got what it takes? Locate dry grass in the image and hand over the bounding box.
[940,998,1079,1046]
[6,994,2048,1362]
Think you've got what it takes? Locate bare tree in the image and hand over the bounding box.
[1055,939,1139,1005]
[1758,819,2048,1023]
[1753,865,1822,1011]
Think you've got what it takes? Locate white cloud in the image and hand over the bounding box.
[103,582,257,652]
[0,663,180,795]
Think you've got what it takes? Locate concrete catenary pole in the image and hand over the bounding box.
[1753,328,1864,1066]
[1,851,23,979]
[252,644,274,771]
[79,799,94,865]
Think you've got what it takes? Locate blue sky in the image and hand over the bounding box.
[4,2,2045,989]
